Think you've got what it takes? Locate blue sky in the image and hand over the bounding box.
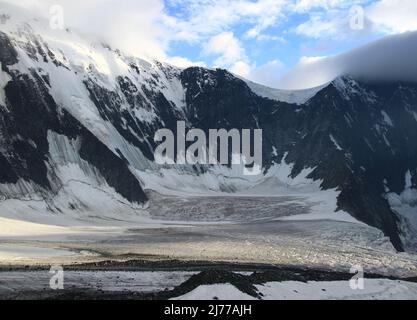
[154,0,416,88]
[164,0,376,67]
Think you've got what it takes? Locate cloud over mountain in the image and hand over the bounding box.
[279,31,417,89]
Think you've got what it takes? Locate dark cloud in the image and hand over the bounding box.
[279,31,417,89]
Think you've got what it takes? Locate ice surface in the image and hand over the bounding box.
[386,171,417,250]
[137,155,360,224]
[172,284,254,300]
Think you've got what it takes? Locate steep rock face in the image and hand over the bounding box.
[303,80,417,251]
[0,13,416,251]
[179,68,417,251]
[0,31,147,205]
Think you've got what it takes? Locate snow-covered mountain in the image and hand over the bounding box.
[1,4,416,252]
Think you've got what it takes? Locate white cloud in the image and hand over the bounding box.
[166,0,289,43]
[293,0,417,40]
[295,14,343,38]
[203,32,254,77]
[299,56,327,64]
[2,0,290,75]
[293,0,374,39]
[1,0,171,60]
[293,0,350,13]
[203,32,246,66]
[202,32,286,80]
[5,0,416,89]
[251,34,287,42]
[230,61,253,77]
[202,32,286,81]
[368,0,417,33]
[167,56,206,68]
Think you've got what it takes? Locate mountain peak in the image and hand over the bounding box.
[327,76,378,103]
